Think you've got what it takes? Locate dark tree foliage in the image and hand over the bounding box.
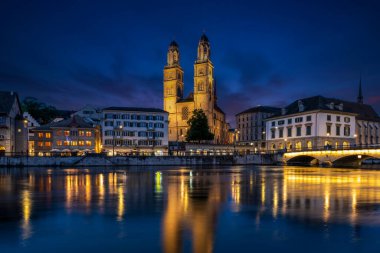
[22,97,59,124]
[186,109,214,142]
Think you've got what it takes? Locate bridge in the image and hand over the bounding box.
[283,145,380,167]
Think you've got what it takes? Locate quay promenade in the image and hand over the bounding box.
[0,154,280,167]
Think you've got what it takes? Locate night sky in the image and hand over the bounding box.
[1,0,380,125]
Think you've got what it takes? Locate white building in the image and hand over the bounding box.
[101,107,169,155]
[265,96,365,151]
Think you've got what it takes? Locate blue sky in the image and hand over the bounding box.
[1,0,379,124]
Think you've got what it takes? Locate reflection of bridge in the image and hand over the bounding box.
[283,145,380,167]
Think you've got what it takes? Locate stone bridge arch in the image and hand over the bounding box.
[283,149,380,167]
[285,155,320,166]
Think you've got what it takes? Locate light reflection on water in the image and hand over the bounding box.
[0,166,380,252]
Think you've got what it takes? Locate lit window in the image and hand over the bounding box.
[86,141,92,146]
[45,133,51,138]
[86,131,92,137]
[72,141,78,146]
[38,133,44,138]
[64,141,70,146]
[45,142,51,147]
[79,141,85,146]
[64,131,70,136]
[57,141,63,146]
[38,141,43,147]
[79,131,85,136]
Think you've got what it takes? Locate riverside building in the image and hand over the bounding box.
[236,106,281,151]
[101,107,169,155]
[265,93,380,151]
[0,91,28,155]
[32,115,101,156]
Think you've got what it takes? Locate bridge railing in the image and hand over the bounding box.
[280,144,380,153]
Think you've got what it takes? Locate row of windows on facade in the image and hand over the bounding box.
[36,140,93,147]
[104,130,165,138]
[104,121,165,128]
[358,136,379,144]
[270,125,351,139]
[104,139,162,146]
[37,131,93,138]
[238,122,265,129]
[270,115,351,127]
[239,133,265,141]
[104,114,165,121]
[237,113,270,123]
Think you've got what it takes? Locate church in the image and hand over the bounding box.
[163,34,229,143]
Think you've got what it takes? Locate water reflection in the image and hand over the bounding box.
[0,166,380,252]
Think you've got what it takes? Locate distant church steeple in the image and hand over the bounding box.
[357,75,363,104]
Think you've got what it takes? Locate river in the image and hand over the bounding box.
[0,165,380,253]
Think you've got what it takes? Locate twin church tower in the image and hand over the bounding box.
[163,34,229,143]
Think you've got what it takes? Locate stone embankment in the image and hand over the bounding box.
[0,154,280,167]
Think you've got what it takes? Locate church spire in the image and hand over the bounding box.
[167,40,180,67]
[197,33,211,62]
[357,75,363,104]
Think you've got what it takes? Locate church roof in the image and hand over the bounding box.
[214,104,225,115]
[169,40,179,48]
[177,93,194,103]
[200,33,209,43]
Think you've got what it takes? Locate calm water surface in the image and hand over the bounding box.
[1,165,380,253]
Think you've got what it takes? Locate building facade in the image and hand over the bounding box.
[163,34,229,144]
[23,112,40,155]
[265,95,380,151]
[32,115,101,156]
[101,107,169,155]
[0,91,28,155]
[236,106,281,150]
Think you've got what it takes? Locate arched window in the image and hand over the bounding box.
[306,141,312,150]
[295,141,302,150]
[182,107,189,120]
[198,81,204,91]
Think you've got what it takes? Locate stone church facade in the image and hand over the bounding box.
[163,34,229,143]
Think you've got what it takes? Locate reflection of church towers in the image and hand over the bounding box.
[162,173,222,253]
[193,34,215,116]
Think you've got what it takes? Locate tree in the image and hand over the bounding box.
[22,97,59,124]
[186,109,214,143]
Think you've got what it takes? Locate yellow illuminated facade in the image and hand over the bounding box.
[163,34,229,144]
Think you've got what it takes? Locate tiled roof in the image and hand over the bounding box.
[236,106,281,116]
[271,95,380,122]
[103,107,167,113]
[33,115,95,131]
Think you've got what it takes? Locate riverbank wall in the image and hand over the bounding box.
[0,154,280,167]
